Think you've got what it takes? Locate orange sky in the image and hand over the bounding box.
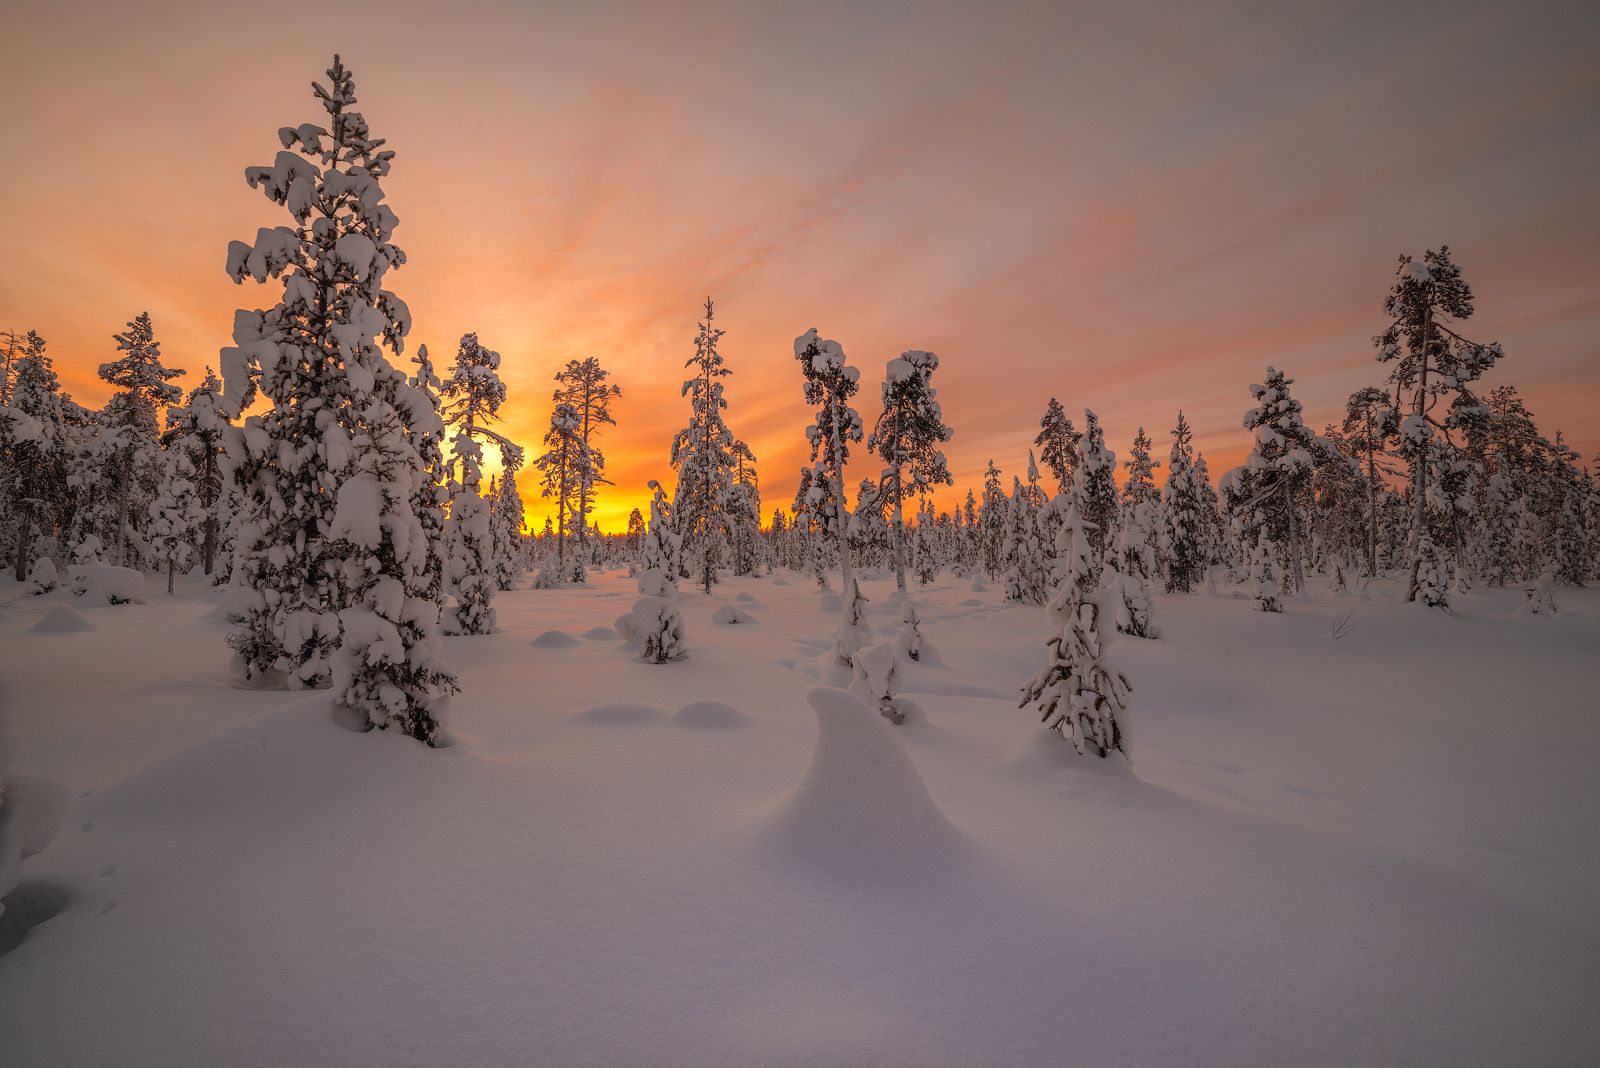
[3,2,1597,532]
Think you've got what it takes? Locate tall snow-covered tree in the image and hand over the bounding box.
[328,393,458,743]
[1158,412,1206,593]
[535,402,588,582]
[490,452,527,590]
[1034,398,1081,495]
[552,356,620,568]
[441,333,511,632]
[1373,247,1503,601]
[221,55,418,687]
[727,439,763,576]
[1077,410,1120,580]
[1111,500,1160,638]
[869,348,953,594]
[1342,387,1398,577]
[147,446,205,594]
[2,332,72,580]
[1248,523,1283,613]
[795,327,865,665]
[672,299,740,594]
[1021,498,1131,759]
[1121,427,1160,511]
[979,460,1008,579]
[163,369,230,576]
[631,482,686,663]
[407,344,449,612]
[1548,434,1589,587]
[98,311,185,566]
[1234,367,1320,596]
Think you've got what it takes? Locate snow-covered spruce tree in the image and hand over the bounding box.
[1122,426,1160,512]
[673,299,739,594]
[795,328,865,666]
[1111,500,1160,637]
[163,369,229,576]
[221,55,418,686]
[552,356,620,569]
[1342,387,1398,577]
[1003,478,1051,605]
[98,312,185,566]
[868,349,953,594]
[1548,434,1589,586]
[2,332,72,580]
[1249,526,1284,613]
[407,344,450,612]
[535,402,588,583]
[979,460,1008,579]
[727,439,764,576]
[911,496,939,584]
[1373,247,1503,601]
[1035,397,1081,495]
[1237,367,1320,596]
[1587,457,1600,583]
[147,446,204,594]
[1158,412,1206,593]
[491,449,527,590]
[1478,470,1520,586]
[1414,530,1451,610]
[1020,498,1131,759]
[328,394,458,743]
[631,481,686,663]
[1077,410,1120,580]
[441,333,513,631]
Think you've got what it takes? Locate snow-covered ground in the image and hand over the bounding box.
[1,570,1597,1066]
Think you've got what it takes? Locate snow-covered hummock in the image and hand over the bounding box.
[767,687,958,865]
[1021,499,1131,758]
[0,698,68,921]
[25,556,58,596]
[76,564,146,606]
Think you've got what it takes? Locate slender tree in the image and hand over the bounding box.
[869,349,954,594]
[552,356,620,567]
[1373,247,1503,601]
[221,55,419,686]
[1035,398,1081,495]
[673,299,739,593]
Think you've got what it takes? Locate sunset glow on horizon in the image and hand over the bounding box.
[3,1,1596,532]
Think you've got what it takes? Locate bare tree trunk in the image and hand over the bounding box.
[1365,427,1379,577]
[167,558,176,595]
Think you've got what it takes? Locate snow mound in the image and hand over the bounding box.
[770,577,790,586]
[711,606,755,625]
[735,592,759,603]
[531,630,581,648]
[1008,727,1137,781]
[574,702,666,726]
[764,688,961,869]
[581,625,617,640]
[77,565,145,606]
[28,605,94,634]
[673,700,751,729]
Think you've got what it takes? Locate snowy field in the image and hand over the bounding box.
[1,570,1597,1066]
